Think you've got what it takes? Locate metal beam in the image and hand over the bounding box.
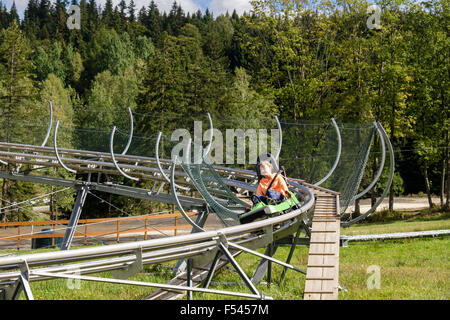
[229,242,306,275]
[0,171,205,209]
[60,186,88,250]
[31,270,272,300]
[218,242,259,295]
[203,250,221,289]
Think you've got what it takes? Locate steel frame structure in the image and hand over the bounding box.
[0,102,395,300]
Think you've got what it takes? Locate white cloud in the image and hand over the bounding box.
[208,0,252,15]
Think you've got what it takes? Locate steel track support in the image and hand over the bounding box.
[280,221,306,284]
[203,250,222,289]
[216,235,259,296]
[228,242,307,278]
[3,260,34,300]
[173,208,209,274]
[60,186,88,250]
[186,258,193,300]
[250,244,278,284]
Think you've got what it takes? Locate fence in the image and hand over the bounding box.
[0,212,198,250]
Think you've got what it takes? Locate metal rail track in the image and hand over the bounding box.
[0,163,316,300]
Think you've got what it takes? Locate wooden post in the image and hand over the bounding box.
[174,216,178,236]
[144,218,148,240]
[51,222,55,247]
[17,226,20,250]
[116,220,120,243]
[84,224,87,245]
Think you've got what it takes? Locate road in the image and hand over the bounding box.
[346,196,441,213]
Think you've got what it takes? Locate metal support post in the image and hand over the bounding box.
[186,258,193,300]
[280,221,305,283]
[216,234,259,296]
[173,208,209,274]
[60,186,88,250]
[203,250,222,289]
[251,244,278,284]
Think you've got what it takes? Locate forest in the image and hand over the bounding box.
[0,0,448,221]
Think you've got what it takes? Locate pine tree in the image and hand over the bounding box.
[0,1,10,29]
[9,1,19,24]
[128,0,136,22]
[146,0,161,43]
[102,0,114,27]
[0,20,39,222]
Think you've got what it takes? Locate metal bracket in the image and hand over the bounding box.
[111,247,143,280]
[215,232,228,249]
[3,260,34,300]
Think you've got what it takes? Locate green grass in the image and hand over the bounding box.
[338,237,449,300]
[12,236,448,300]
[342,210,450,236]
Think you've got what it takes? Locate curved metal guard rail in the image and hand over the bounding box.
[203,113,214,158]
[121,107,134,155]
[53,121,77,174]
[274,116,282,161]
[352,122,386,201]
[155,132,190,191]
[41,101,53,148]
[109,126,139,181]
[341,122,395,227]
[170,157,205,233]
[314,118,342,186]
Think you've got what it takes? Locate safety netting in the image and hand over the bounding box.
[278,120,376,213]
[1,102,379,218]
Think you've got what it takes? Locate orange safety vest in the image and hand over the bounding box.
[256,173,289,199]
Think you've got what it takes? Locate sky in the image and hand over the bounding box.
[1,0,253,18]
